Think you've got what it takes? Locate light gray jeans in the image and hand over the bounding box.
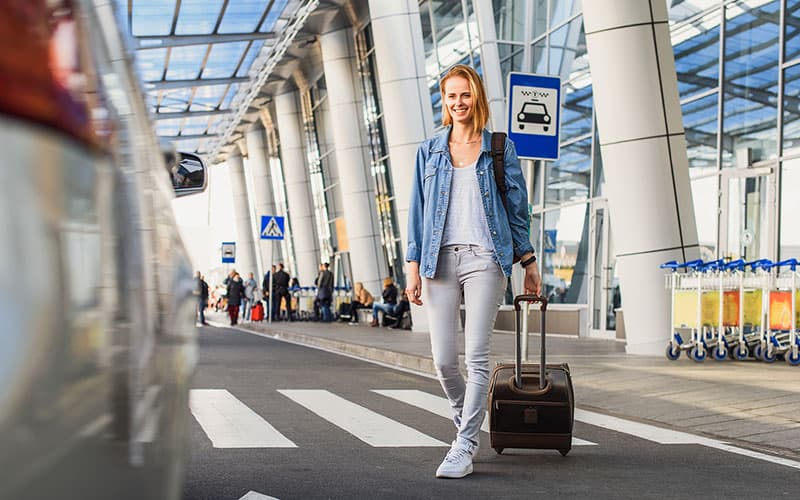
[424,244,506,446]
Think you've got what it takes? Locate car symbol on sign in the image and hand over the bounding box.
[517,101,551,131]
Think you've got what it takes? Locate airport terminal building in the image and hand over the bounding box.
[137,0,799,353]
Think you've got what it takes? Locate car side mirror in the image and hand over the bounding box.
[166,151,208,197]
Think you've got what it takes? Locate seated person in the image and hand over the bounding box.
[349,282,374,325]
[387,290,411,329]
[371,277,398,327]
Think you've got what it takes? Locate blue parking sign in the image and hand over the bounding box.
[507,72,561,161]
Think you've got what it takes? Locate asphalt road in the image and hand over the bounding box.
[183,325,796,500]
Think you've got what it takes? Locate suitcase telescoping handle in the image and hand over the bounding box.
[513,294,548,390]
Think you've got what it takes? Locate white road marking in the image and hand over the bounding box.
[278,390,448,447]
[239,492,280,500]
[189,389,296,448]
[575,408,800,470]
[373,389,597,446]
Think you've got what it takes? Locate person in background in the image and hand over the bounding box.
[387,290,411,330]
[315,262,334,322]
[272,263,293,321]
[195,271,209,325]
[226,272,244,326]
[348,282,374,325]
[371,277,398,327]
[243,272,257,321]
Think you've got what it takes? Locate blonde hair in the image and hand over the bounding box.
[440,64,490,136]
[382,277,394,287]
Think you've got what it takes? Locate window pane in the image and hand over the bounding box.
[431,0,470,70]
[175,0,224,35]
[498,43,525,86]
[494,0,525,42]
[543,203,589,304]
[692,176,719,261]
[202,42,248,78]
[682,92,719,172]
[721,0,780,167]
[165,45,208,80]
[786,0,800,62]
[546,137,591,205]
[673,10,721,100]
[561,82,592,141]
[420,1,438,75]
[780,158,800,259]
[782,64,800,157]
[550,0,581,28]
[131,0,176,36]
[218,0,269,34]
[532,37,547,73]
[532,0,547,39]
[548,17,583,79]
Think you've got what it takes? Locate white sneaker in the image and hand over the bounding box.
[435,440,476,478]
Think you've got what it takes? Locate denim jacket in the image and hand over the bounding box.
[406,127,535,278]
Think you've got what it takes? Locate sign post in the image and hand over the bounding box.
[260,216,285,324]
[507,72,561,361]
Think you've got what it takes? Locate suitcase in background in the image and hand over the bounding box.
[487,294,575,456]
[251,302,264,322]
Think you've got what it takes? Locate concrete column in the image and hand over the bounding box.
[227,152,259,278]
[319,27,386,296]
[583,0,699,354]
[473,0,506,130]
[274,91,320,286]
[369,0,435,331]
[245,125,282,275]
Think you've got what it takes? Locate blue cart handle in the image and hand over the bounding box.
[724,259,746,271]
[659,260,681,269]
[746,259,773,271]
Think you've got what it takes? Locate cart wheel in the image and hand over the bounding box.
[733,344,749,361]
[559,449,570,457]
[494,448,504,455]
[786,350,800,366]
[665,343,680,361]
[712,347,727,361]
[762,346,777,363]
[753,344,763,360]
[689,346,706,363]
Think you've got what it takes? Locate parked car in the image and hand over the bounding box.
[0,2,204,498]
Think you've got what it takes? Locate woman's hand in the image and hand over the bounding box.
[524,262,542,296]
[406,262,423,306]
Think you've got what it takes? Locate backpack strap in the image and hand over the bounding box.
[491,132,508,209]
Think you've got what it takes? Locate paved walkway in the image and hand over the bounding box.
[206,311,800,459]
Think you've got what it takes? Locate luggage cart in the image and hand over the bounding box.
[723,259,766,361]
[763,259,800,365]
[702,259,740,361]
[662,259,707,361]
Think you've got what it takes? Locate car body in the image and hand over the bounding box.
[517,101,551,131]
[0,1,205,498]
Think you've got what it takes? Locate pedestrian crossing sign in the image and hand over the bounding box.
[260,215,285,240]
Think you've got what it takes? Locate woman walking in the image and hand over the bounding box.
[405,64,541,478]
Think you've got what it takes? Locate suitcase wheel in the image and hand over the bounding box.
[559,449,570,457]
[493,448,504,455]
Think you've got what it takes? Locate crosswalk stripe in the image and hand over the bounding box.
[278,390,449,447]
[372,389,597,446]
[189,389,297,448]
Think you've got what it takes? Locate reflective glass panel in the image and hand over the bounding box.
[721,0,780,166]
[420,1,438,75]
[175,0,225,35]
[431,0,470,70]
[550,0,581,28]
[785,0,800,62]
[236,40,265,77]
[131,0,176,36]
[669,0,723,23]
[561,82,592,141]
[673,10,721,99]
[498,43,525,87]
[261,0,289,32]
[548,19,580,79]
[494,0,526,41]
[532,0,548,39]
[543,203,589,304]
[782,64,800,156]
[546,137,591,205]
[691,176,719,261]
[189,84,229,111]
[780,158,800,259]
[165,45,208,80]
[202,42,249,78]
[592,126,604,197]
[218,0,269,33]
[136,48,167,82]
[532,37,547,73]
[682,92,719,172]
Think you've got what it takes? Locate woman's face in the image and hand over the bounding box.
[443,75,473,127]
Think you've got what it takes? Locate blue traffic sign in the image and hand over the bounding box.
[544,230,557,253]
[260,215,285,240]
[221,242,236,263]
[507,72,561,161]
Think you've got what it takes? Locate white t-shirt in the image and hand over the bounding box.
[441,160,494,250]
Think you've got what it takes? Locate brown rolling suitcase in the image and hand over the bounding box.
[488,294,575,456]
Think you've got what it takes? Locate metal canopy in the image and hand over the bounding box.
[124,0,302,154]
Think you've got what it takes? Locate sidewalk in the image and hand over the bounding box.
[208,311,800,459]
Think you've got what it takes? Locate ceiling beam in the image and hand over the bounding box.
[135,32,277,49]
[153,109,232,120]
[160,133,219,140]
[146,76,248,90]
